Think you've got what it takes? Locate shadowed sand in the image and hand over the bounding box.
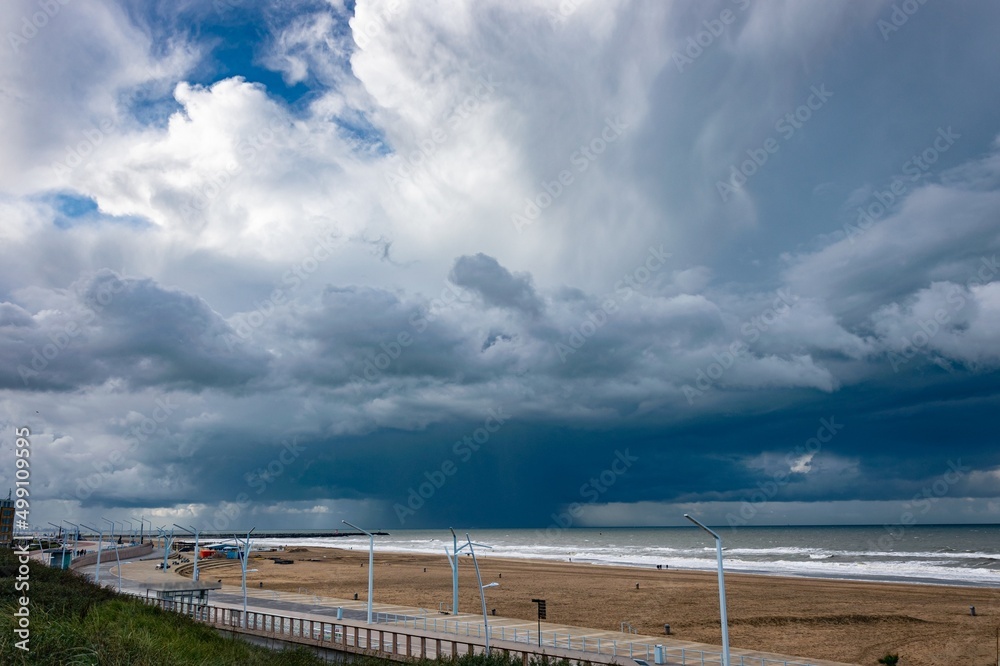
[184,546,999,666]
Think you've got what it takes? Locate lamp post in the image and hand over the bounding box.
[60,520,76,566]
[101,517,122,592]
[174,524,202,581]
[157,526,174,571]
[446,527,460,614]
[444,527,493,614]
[80,523,103,585]
[190,525,201,581]
[123,519,134,546]
[465,534,499,655]
[685,514,730,666]
[46,522,66,568]
[343,520,375,623]
[232,528,255,628]
[133,515,147,545]
[65,521,81,563]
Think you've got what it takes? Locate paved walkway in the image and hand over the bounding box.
[78,551,858,666]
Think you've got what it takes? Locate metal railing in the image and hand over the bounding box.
[372,612,817,666]
[146,598,620,663]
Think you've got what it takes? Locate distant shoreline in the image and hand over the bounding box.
[247,536,1000,589]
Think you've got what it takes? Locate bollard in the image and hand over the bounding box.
[664,624,671,635]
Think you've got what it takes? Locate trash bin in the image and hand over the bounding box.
[336,607,343,620]
[654,644,665,665]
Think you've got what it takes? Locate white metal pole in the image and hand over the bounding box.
[82,524,102,585]
[444,544,457,612]
[174,524,195,580]
[343,521,374,623]
[467,538,486,650]
[102,517,122,592]
[450,527,459,614]
[47,522,65,567]
[191,525,200,581]
[715,538,730,666]
[162,527,174,571]
[466,534,498,655]
[685,514,730,666]
[367,533,373,622]
[97,528,104,584]
[66,521,80,564]
[234,528,254,628]
[241,535,247,628]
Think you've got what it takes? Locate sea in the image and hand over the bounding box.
[252,525,1000,588]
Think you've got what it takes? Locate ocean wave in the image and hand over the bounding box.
[250,528,1000,587]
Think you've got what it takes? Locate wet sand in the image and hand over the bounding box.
[195,547,1000,666]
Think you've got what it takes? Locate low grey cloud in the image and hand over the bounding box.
[449,253,544,316]
[1,270,269,391]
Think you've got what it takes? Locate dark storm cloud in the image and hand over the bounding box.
[449,253,544,316]
[0,270,269,391]
[8,234,1000,528]
[272,283,488,387]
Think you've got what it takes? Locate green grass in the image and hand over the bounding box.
[0,548,583,666]
[0,546,350,665]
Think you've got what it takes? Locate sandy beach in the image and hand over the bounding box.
[174,546,1000,666]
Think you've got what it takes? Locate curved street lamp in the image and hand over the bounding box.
[447,527,460,614]
[173,524,203,581]
[232,528,255,628]
[465,533,498,655]
[685,514,730,666]
[46,522,66,568]
[101,517,122,592]
[449,528,494,616]
[343,520,375,623]
[157,526,174,572]
[65,521,81,564]
[80,523,103,585]
[132,515,148,545]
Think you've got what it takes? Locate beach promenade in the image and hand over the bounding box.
[95,555,857,666]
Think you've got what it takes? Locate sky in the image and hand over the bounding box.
[1,0,999,534]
